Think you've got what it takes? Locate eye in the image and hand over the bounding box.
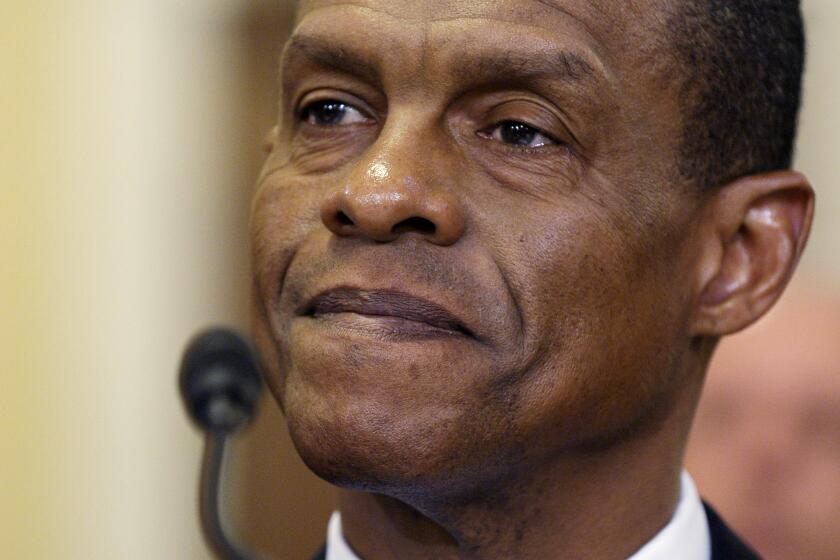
[300,99,370,127]
[484,121,557,149]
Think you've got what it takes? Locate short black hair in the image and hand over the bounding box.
[669,0,805,189]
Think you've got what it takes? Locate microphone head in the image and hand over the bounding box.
[179,327,263,434]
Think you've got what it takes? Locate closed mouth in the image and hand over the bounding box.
[297,287,473,338]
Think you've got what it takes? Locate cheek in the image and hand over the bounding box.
[280,330,527,490]
[250,173,326,398]
[251,173,323,288]
[495,201,691,448]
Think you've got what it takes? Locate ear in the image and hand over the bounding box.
[262,125,279,154]
[690,171,814,336]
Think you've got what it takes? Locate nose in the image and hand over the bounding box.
[320,158,465,246]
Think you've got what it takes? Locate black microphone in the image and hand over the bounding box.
[180,327,263,560]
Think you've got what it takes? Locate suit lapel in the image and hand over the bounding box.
[703,503,761,560]
[309,544,327,560]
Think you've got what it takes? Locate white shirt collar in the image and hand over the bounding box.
[628,472,711,560]
[326,509,361,560]
[326,472,710,560]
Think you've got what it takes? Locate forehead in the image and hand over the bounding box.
[293,0,663,76]
[297,0,615,30]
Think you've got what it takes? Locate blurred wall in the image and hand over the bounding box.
[1,6,64,557]
[0,0,837,559]
[1,0,275,558]
[797,0,840,279]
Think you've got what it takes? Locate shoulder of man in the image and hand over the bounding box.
[703,503,762,560]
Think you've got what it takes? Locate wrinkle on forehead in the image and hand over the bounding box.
[297,0,425,22]
[292,0,649,89]
[291,0,615,79]
[528,0,604,37]
[298,0,606,36]
[284,26,602,85]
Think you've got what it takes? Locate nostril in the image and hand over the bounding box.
[336,211,354,226]
[392,216,436,236]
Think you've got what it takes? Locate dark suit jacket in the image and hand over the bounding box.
[703,503,761,560]
[309,503,760,560]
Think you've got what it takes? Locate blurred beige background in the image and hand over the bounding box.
[0,0,837,558]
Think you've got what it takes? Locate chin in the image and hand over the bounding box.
[267,318,517,495]
[278,376,518,500]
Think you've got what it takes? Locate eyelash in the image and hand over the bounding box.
[296,98,562,152]
[298,99,373,128]
[477,122,561,152]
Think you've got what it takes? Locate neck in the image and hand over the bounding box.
[338,432,685,560]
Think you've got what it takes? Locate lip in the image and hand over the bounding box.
[296,287,474,338]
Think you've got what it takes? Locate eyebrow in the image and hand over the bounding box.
[281,33,600,90]
[281,34,382,88]
[457,49,597,86]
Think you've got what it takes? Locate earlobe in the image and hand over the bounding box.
[691,171,814,336]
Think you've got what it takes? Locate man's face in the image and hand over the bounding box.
[252,0,703,496]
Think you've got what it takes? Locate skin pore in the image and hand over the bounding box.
[250,1,814,558]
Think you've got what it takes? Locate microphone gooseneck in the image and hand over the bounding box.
[180,328,263,560]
